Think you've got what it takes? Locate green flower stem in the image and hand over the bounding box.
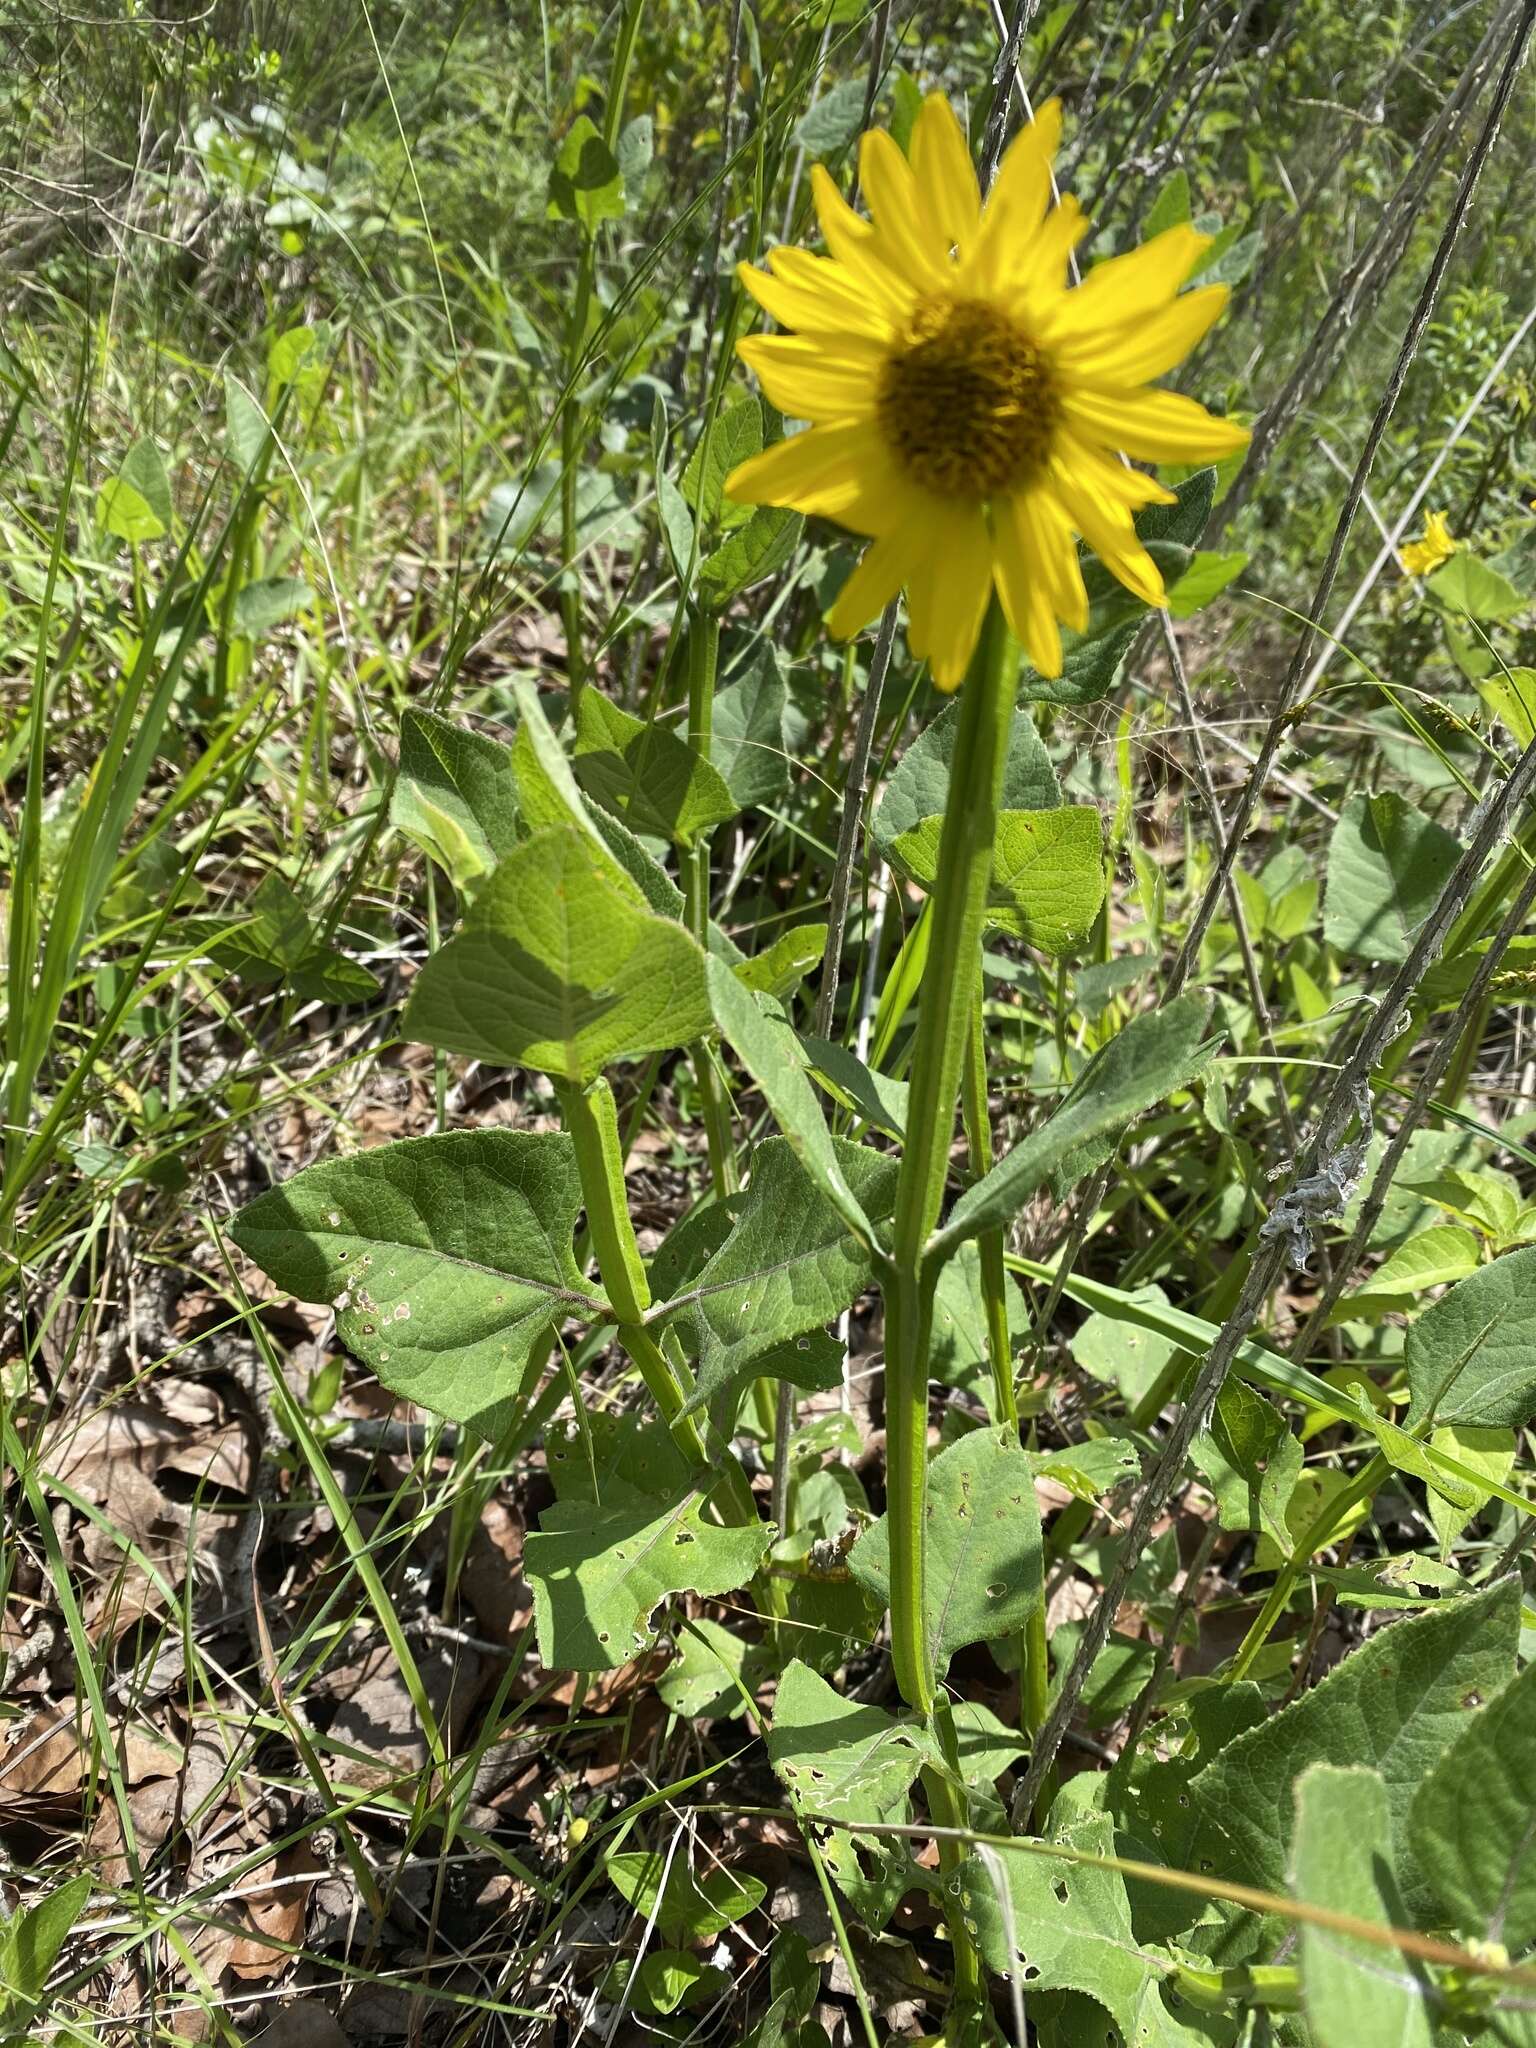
[959,981,1017,1431]
[682,609,740,1200]
[885,599,1017,1716]
[1226,1451,1388,1682]
[925,1699,985,2007]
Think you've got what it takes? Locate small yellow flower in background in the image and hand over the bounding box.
[1400,507,1458,576]
[725,94,1248,689]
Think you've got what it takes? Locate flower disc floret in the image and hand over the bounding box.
[877,296,1059,499]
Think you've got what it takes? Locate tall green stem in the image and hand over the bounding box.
[682,609,740,1198]
[884,600,1017,1715]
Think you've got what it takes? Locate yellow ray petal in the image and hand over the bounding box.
[1049,457,1165,609]
[911,93,980,256]
[739,251,899,342]
[826,525,925,637]
[1061,385,1250,463]
[1052,222,1212,336]
[964,98,1064,297]
[738,333,884,422]
[859,128,950,290]
[809,165,916,319]
[726,421,887,521]
[1057,284,1229,385]
[906,504,993,689]
[993,490,1066,677]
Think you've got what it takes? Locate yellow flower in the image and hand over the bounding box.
[725,94,1248,688]
[1400,508,1457,577]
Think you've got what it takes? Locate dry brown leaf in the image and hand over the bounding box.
[228,1842,322,1981]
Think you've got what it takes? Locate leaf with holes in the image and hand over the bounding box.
[1404,1246,1536,1429]
[1166,1578,1520,1919]
[391,708,520,895]
[658,1617,774,1720]
[849,1426,1042,1673]
[889,808,1105,955]
[766,1659,929,1928]
[1411,1658,1536,1954]
[523,1484,771,1670]
[403,825,712,1081]
[657,1137,898,1413]
[1292,1765,1433,2048]
[544,1411,692,1510]
[605,1846,765,1943]
[964,1812,1200,2044]
[230,1130,600,1441]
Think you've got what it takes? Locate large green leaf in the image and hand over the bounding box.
[198,872,380,1004]
[509,678,684,918]
[964,1813,1203,2045]
[574,690,736,847]
[391,708,520,895]
[0,1874,91,2042]
[606,1847,765,1943]
[698,507,803,608]
[706,959,876,1245]
[1191,1375,1302,1546]
[544,1410,692,1510]
[404,825,711,1081]
[547,114,624,229]
[849,1425,1043,1672]
[682,398,762,530]
[766,1659,928,1928]
[1412,1659,1536,1951]
[891,806,1106,953]
[523,1483,771,1669]
[1324,791,1462,964]
[1404,1246,1536,1429]
[657,1137,898,1413]
[930,995,1216,1260]
[1171,1579,1520,1917]
[710,648,791,807]
[873,704,1060,863]
[230,1130,599,1440]
[1291,1765,1433,2048]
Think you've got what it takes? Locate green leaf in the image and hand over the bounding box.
[1324,791,1462,963]
[698,506,803,609]
[766,1659,928,1928]
[706,959,876,1245]
[964,1813,1196,2044]
[545,1411,692,1510]
[1426,1424,1515,1555]
[606,1847,765,1944]
[659,1616,772,1720]
[524,1482,771,1669]
[268,321,332,393]
[928,1242,1026,1416]
[802,1034,908,1139]
[1411,1658,1536,1951]
[733,922,825,999]
[656,467,696,579]
[683,398,763,530]
[889,806,1105,953]
[573,690,736,846]
[931,995,1216,1259]
[224,372,270,471]
[99,435,173,541]
[1340,1222,1480,1314]
[658,1137,897,1412]
[710,648,791,806]
[615,113,654,195]
[874,704,1060,863]
[1405,1166,1524,1241]
[1068,1284,1185,1406]
[232,574,312,637]
[1171,1578,1520,1917]
[634,1951,729,2015]
[97,476,165,544]
[231,1130,598,1440]
[1404,1246,1536,1429]
[849,1424,1043,1671]
[1291,1765,1433,2048]
[1143,168,1191,237]
[391,708,521,895]
[547,115,625,230]
[1191,1375,1302,1546]
[198,873,379,1003]
[509,679,684,919]
[404,826,712,1081]
[1428,553,1526,622]
[1164,549,1247,618]
[792,77,867,157]
[0,1873,90,2035]
[1475,666,1536,748]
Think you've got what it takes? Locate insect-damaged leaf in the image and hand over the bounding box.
[230,1130,599,1440]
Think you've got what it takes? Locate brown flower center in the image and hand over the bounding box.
[877,295,1058,499]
